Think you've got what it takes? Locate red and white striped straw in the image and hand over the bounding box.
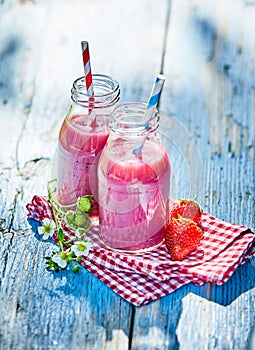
[81,41,94,95]
[81,41,97,126]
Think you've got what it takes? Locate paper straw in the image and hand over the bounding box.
[132,74,166,155]
[81,41,94,95]
[81,41,97,126]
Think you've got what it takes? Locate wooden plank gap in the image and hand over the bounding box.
[128,305,136,350]
[7,187,23,233]
[20,157,51,181]
[1,186,23,239]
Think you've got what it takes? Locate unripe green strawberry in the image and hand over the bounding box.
[77,196,92,213]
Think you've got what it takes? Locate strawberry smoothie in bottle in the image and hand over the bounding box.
[98,102,170,252]
[57,74,120,205]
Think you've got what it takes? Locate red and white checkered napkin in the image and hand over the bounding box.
[27,196,255,306]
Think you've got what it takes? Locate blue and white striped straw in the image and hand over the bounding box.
[132,73,166,155]
[146,73,166,110]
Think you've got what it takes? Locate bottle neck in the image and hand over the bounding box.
[109,102,159,138]
[71,74,120,108]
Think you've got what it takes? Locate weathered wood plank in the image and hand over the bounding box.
[0,0,169,349]
[132,1,255,349]
[0,233,132,350]
[1,0,254,349]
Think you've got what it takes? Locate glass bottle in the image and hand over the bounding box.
[57,74,120,206]
[98,102,171,253]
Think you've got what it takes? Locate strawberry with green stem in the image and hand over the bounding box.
[170,199,202,225]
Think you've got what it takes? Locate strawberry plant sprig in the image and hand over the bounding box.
[39,179,93,273]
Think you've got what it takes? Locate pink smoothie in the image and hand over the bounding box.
[58,114,109,205]
[98,139,170,252]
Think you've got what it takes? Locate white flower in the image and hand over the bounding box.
[71,239,92,257]
[52,252,68,269]
[38,218,56,240]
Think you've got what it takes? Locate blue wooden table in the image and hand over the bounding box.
[0,1,254,349]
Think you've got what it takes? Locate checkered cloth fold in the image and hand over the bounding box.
[26,195,255,306]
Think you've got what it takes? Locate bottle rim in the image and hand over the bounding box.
[71,74,120,107]
[109,102,159,137]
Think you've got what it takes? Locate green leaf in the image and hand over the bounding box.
[57,228,65,242]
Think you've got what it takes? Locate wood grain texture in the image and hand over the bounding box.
[132,1,255,350]
[0,0,254,349]
[0,1,167,349]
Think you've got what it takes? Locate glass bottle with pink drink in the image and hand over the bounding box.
[57,74,120,205]
[98,102,171,253]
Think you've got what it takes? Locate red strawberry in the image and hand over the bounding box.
[170,199,202,225]
[165,217,203,261]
